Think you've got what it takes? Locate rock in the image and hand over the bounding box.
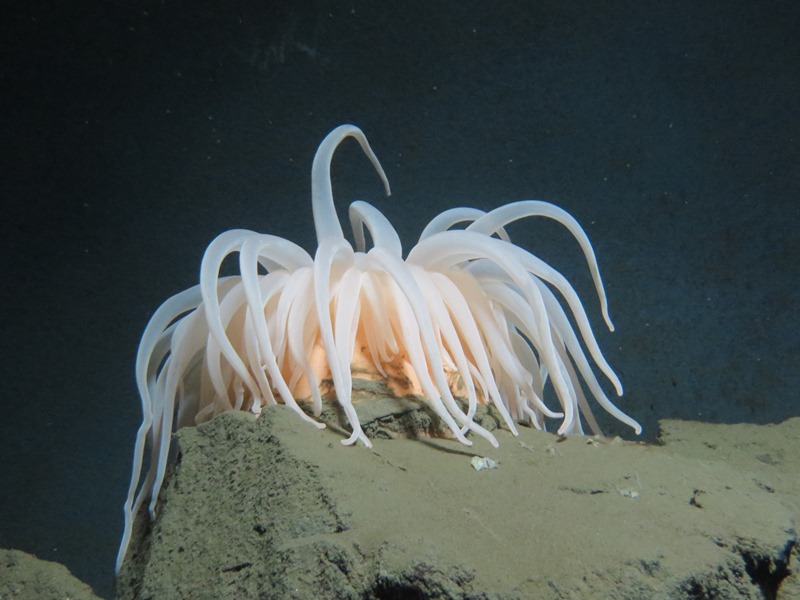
[0,548,103,600]
[114,404,800,599]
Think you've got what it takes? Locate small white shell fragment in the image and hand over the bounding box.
[470,456,498,471]
[619,487,640,499]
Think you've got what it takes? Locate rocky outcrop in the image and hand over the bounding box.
[1,548,103,600]
[114,402,800,599]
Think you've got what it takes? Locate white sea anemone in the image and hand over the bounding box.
[116,124,640,573]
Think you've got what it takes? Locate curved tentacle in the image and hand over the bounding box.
[419,206,511,243]
[312,124,391,244]
[349,200,403,256]
[467,200,614,331]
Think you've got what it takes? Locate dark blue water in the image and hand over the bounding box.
[2,1,798,597]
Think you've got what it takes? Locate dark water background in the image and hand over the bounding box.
[2,1,798,597]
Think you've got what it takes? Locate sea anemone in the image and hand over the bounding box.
[116,124,640,572]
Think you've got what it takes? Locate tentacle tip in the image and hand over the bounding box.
[341,430,372,448]
[556,421,573,436]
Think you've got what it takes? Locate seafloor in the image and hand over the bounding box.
[111,398,798,600]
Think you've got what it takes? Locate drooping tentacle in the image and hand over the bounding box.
[349,200,402,256]
[467,200,614,331]
[312,124,391,244]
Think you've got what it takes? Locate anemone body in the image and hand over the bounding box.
[116,125,640,573]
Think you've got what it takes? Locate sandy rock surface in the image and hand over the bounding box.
[0,548,103,600]
[114,398,799,599]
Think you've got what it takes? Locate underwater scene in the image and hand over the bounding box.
[2,1,798,598]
